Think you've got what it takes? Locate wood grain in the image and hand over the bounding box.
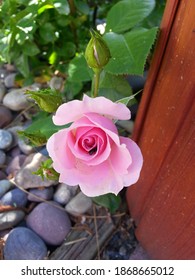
[126,0,195,259]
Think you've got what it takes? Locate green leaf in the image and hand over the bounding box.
[39,23,57,43]
[99,72,132,102]
[24,113,70,140]
[116,90,142,106]
[49,51,57,65]
[104,27,158,75]
[106,0,155,33]
[23,41,40,56]
[92,193,121,214]
[15,54,30,77]
[33,159,59,181]
[10,4,38,24]
[68,54,93,82]
[56,15,70,27]
[26,88,63,113]
[38,4,54,15]
[64,80,83,99]
[17,130,47,146]
[57,42,76,59]
[0,33,9,62]
[53,0,70,15]
[14,12,37,45]
[74,0,90,15]
[140,0,166,29]
[116,96,133,106]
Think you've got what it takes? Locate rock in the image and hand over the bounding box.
[49,76,63,91]
[3,89,29,111]
[0,82,6,101]
[27,187,54,202]
[3,227,48,260]
[8,146,21,157]
[7,125,23,147]
[18,138,35,154]
[6,154,26,177]
[0,210,25,230]
[53,183,78,205]
[0,129,13,150]
[26,202,71,246]
[0,106,13,128]
[129,244,150,260]
[4,64,16,72]
[14,153,56,189]
[0,179,12,198]
[2,84,39,111]
[0,187,28,207]
[0,150,6,166]
[65,191,92,215]
[0,229,10,240]
[38,147,49,157]
[4,73,17,88]
[0,170,7,180]
[0,67,8,80]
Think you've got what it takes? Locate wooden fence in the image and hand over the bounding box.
[126,0,195,259]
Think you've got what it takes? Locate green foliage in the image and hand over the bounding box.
[0,0,163,98]
[99,72,132,101]
[17,130,47,146]
[26,88,63,113]
[104,27,158,75]
[0,0,80,80]
[92,193,121,214]
[116,90,142,106]
[33,158,59,181]
[67,54,93,83]
[23,112,70,140]
[106,0,155,33]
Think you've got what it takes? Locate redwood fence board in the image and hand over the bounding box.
[126,0,195,259]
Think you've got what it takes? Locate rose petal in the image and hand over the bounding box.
[120,137,143,186]
[84,113,120,145]
[109,140,132,175]
[46,128,75,171]
[53,94,131,125]
[67,127,111,165]
[47,129,125,196]
[58,159,124,197]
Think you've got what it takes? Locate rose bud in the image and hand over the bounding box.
[85,29,111,70]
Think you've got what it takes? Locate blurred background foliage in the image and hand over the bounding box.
[0,0,166,101]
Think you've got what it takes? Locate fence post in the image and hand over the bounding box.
[126,0,195,259]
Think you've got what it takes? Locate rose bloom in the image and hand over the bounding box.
[47,94,143,197]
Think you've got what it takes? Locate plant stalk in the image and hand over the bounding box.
[93,69,101,98]
[67,0,79,50]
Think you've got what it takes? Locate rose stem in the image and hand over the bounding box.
[93,68,101,98]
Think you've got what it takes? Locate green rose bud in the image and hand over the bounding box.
[85,29,111,70]
[26,88,63,113]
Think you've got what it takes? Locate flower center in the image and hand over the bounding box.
[82,136,98,155]
[88,146,97,155]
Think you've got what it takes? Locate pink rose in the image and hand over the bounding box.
[47,94,143,197]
